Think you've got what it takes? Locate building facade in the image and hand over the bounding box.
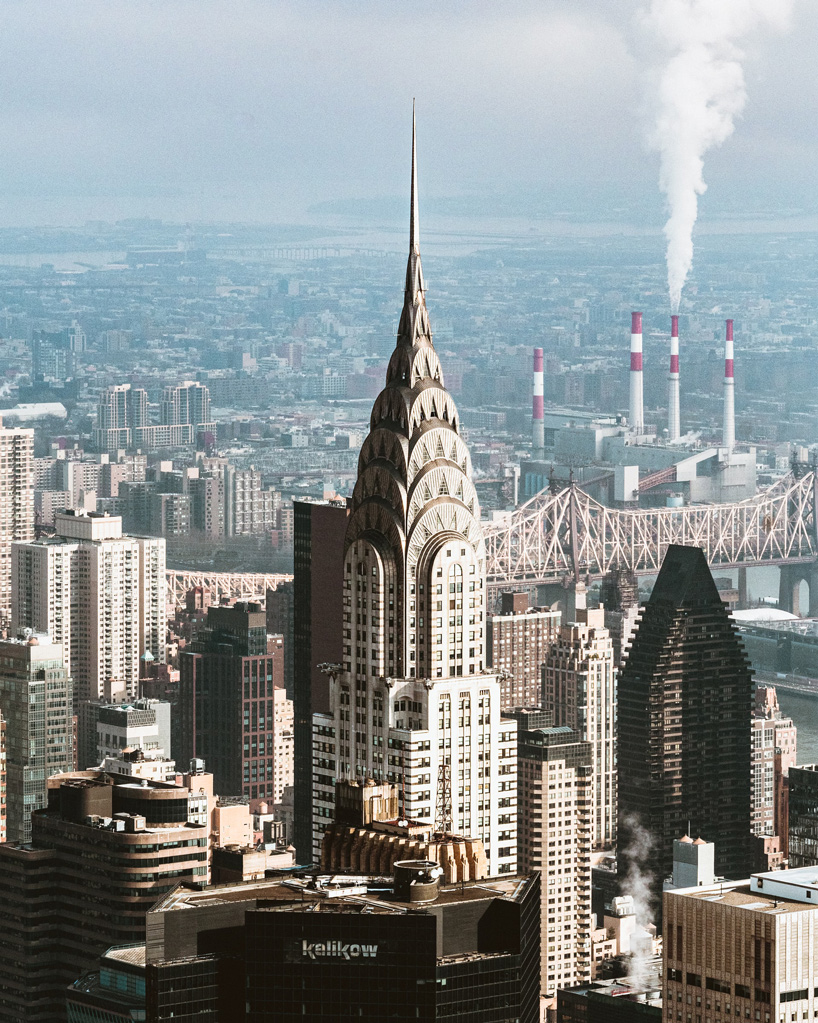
[177,603,289,802]
[618,544,753,906]
[486,592,561,710]
[0,765,216,1023]
[145,868,541,1023]
[0,420,34,623]
[750,685,796,863]
[11,511,166,705]
[292,498,348,861]
[788,764,818,868]
[664,868,818,1023]
[0,635,74,843]
[515,716,593,999]
[312,121,517,876]
[543,607,617,849]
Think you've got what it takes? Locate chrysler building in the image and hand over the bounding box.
[313,112,517,876]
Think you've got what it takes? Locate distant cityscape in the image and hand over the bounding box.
[0,146,817,1023]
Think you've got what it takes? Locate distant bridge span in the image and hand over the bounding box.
[483,472,818,600]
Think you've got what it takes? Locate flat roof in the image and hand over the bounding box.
[150,873,535,917]
[670,880,814,915]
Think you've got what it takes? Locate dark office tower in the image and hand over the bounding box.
[599,565,640,667]
[617,544,752,908]
[292,498,348,861]
[266,581,293,694]
[177,602,285,800]
[145,867,541,1023]
[788,764,818,868]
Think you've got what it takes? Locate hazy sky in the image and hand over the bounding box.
[0,0,814,225]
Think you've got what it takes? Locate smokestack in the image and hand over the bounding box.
[629,312,644,434]
[723,319,735,452]
[668,314,680,442]
[532,347,544,452]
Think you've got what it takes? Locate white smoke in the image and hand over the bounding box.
[644,0,794,313]
[620,813,656,992]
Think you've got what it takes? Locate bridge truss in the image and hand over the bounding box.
[484,471,818,589]
[166,570,293,609]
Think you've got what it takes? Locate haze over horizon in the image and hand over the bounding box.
[0,0,814,229]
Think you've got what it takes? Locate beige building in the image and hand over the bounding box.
[11,511,165,705]
[542,607,617,849]
[664,868,818,1023]
[272,685,294,805]
[515,714,593,999]
[486,591,561,711]
[0,420,34,623]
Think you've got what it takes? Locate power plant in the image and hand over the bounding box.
[523,313,756,508]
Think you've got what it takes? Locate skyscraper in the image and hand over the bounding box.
[312,113,517,877]
[0,420,34,624]
[542,607,617,849]
[0,710,6,845]
[93,383,148,451]
[486,591,561,711]
[0,635,74,843]
[750,684,796,868]
[514,714,593,999]
[177,603,288,802]
[12,511,166,706]
[788,764,818,868]
[618,544,753,903]
[292,498,348,861]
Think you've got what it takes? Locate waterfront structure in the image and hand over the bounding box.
[0,635,73,843]
[788,764,818,868]
[312,116,517,876]
[145,867,541,1023]
[177,603,289,801]
[618,544,753,906]
[750,685,796,865]
[486,591,561,710]
[11,511,166,706]
[0,420,34,623]
[664,868,818,1023]
[542,607,616,849]
[0,762,217,1023]
[293,496,348,860]
[514,714,593,999]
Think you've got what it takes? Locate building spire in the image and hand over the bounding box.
[410,99,419,255]
[396,102,428,350]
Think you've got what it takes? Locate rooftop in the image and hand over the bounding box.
[674,869,818,912]
[151,872,535,917]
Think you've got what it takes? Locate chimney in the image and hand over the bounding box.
[668,314,680,442]
[629,312,644,434]
[532,347,544,452]
[723,319,735,452]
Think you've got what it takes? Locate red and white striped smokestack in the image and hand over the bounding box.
[629,311,644,434]
[723,318,735,452]
[668,314,680,442]
[533,347,544,452]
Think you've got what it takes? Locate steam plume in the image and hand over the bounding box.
[645,0,793,312]
[620,813,655,991]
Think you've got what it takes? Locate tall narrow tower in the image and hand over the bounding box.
[668,314,681,442]
[723,318,735,452]
[629,312,644,434]
[313,111,517,876]
[532,347,544,452]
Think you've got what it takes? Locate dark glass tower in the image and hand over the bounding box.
[618,544,752,909]
[292,499,348,861]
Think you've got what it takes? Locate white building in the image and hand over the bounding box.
[0,420,34,624]
[313,122,517,877]
[11,511,165,705]
[542,607,617,849]
[273,686,294,806]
